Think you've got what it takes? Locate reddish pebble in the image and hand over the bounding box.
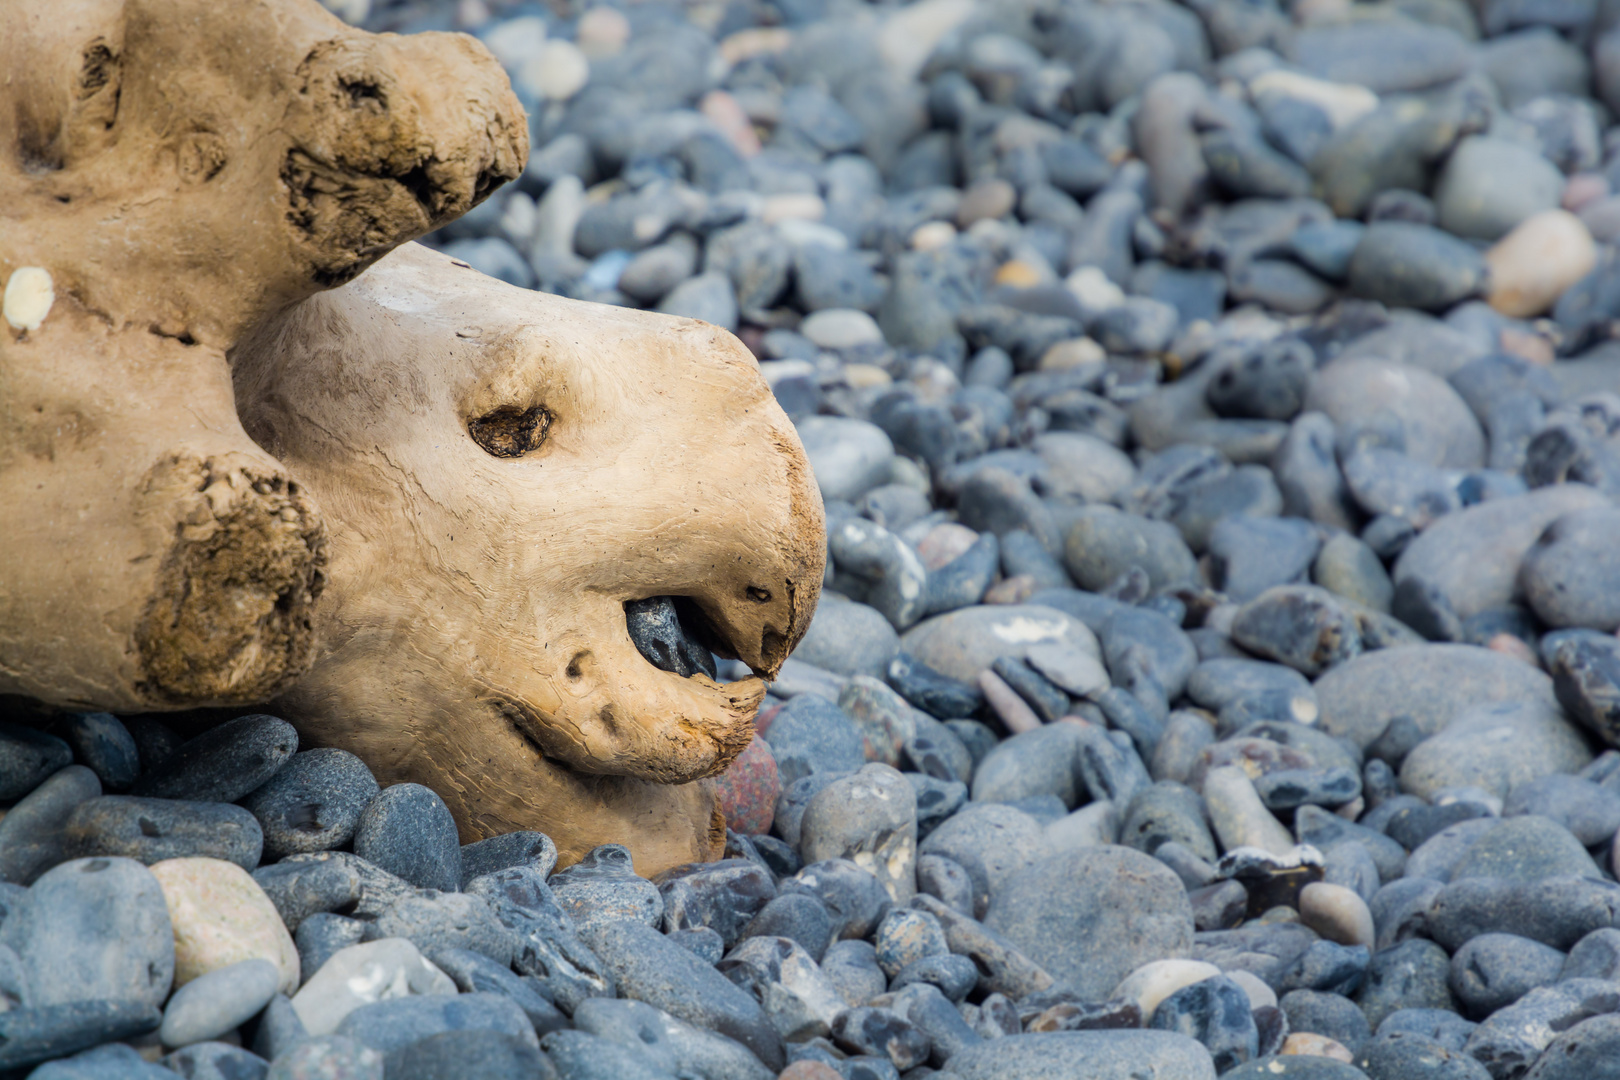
[1563,172,1610,212]
[714,734,780,835]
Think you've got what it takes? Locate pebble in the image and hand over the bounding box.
[943,1030,1219,1080]
[352,784,461,893]
[160,958,281,1047]
[384,1030,548,1080]
[1112,960,1222,1023]
[1298,883,1376,949]
[799,764,917,903]
[0,856,174,1008]
[64,796,263,871]
[899,604,1099,684]
[263,1036,382,1080]
[983,846,1193,1001]
[1399,700,1593,800]
[132,715,298,804]
[762,695,867,786]
[1521,505,1620,631]
[364,890,515,965]
[458,830,558,888]
[0,765,102,885]
[241,750,379,862]
[289,939,455,1037]
[549,844,664,932]
[152,857,301,995]
[1485,210,1598,317]
[0,723,73,801]
[60,713,140,793]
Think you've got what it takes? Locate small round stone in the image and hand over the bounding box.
[161,957,281,1047]
[1298,883,1375,949]
[152,857,301,995]
[242,749,380,862]
[352,784,461,893]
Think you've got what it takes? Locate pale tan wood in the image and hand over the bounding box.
[0,0,526,709]
[233,243,826,872]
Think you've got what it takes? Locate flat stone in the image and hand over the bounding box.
[458,831,559,889]
[363,890,515,966]
[918,803,1048,918]
[161,958,281,1048]
[262,1035,383,1080]
[0,1003,164,1073]
[655,858,776,947]
[0,765,101,885]
[899,604,1100,684]
[0,722,73,801]
[64,796,263,871]
[943,1030,1218,1080]
[984,846,1194,1000]
[334,991,536,1056]
[1315,645,1563,751]
[289,938,455,1037]
[1522,505,1620,631]
[1400,701,1593,800]
[581,918,785,1071]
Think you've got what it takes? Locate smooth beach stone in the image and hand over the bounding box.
[1187,660,1318,734]
[549,845,664,932]
[1519,1014,1620,1080]
[64,796,263,871]
[540,1029,668,1080]
[161,958,281,1047]
[1560,929,1620,981]
[581,918,785,1070]
[1121,782,1217,863]
[290,938,456,1037]
[383,1030,552,1080]
[1280,989,1370,1054]
[741,893,835,965]
[1209,517,1322,603]
[1485,210,1599,319]
[241,749,380,862]
[822,939,887,1009]
[1447,816,1600,883]
[1314,534,1394,614]
[253,851,408,928]
[0,722,73,801]
[1504,775,1620,847]
[942,1030,1218,1080]
[1463,980,1620,1080]
[1151,975,1259,1072]
[1400,701,1593,800]
[1345,224,1488,316]
[874,908,949,979]
[720,935,847,1042]
[572,997,773,1080]
[1356,1030,1491,1080]
[1391,487,1609,623]
[828,518,930,631]
[836,675,922,767]
[1064,506,1201,592]
[458,831,559,889]
[1447,934,1565,1019]
[1204,765,1296,856]
[153,857,301,995]
[351,784,461,894]
[984,845,1194,1000]
[363,890,515,965]
[794,595,901,681]
[764,695,866,788]
[1549,633,1620,748]
[164,1042,272,1080]
[1299,884,1375,949]
[797,416,895,504]
[335,991,536,1056]
[800,764,917,903]
[1433,137,1564,242]
[1425,876,1620,952]
[777,859,892,942]
[1375,1010,1477,1053]
[298,913,366,982]
[1230,586,1361,678]
[1315,645,1563,751]
[918,802,1047,918]
[264,1036,383,1080]
[0,1007,163,1073]
[0,855,173,1009]
[0,764,101,885]
[1305,358,1484,471]
[971,723,1085,808]
[132,715,298,803]
[1521,506,1620,631]
[899,604,1099,684]
[61,712,140,792]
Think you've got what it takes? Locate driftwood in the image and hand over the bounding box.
[233,243,825,872]
[0,0,525,711]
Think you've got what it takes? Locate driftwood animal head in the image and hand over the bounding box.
[234,243,825,873]
[0,0,524,711]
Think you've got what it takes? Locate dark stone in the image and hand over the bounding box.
[335,992,536,1056]
[459,832,559,889]
[1281,989,1370,1054]
[1231,586,1362,677]
[64,796,262,871]
[467,865,616,1014]
[253,851,404,929]
[1449,933,1565,1019]
[162,1041,270,1080]
[352,783,461,893]
[830,1007,931,1071]
[0,723,73,802]
[777,859,892,941]
[130,714,297,803]
[582,919,785,1069]
[886,653,982,720]
[385,1030,553,1080]
[1357,940,1455,1030]
[60,713,140,793]
[364,891,514,965]
[296,912,365,982]
[655,858,776,947]
[240,749,378,863]
[0,765,101,885]
[428,947,568,1038]
[0,1001,162,1071]
[625,595,717,679]
[1150,975,1258,1072]
[743,892,835,962]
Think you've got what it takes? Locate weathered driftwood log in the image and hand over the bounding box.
[0,0,525,711]
[233,243,826,872]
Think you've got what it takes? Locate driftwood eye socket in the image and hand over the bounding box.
[468,405,552,458]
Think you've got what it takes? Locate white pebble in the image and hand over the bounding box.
[4,267,54,332]
[1298,882,1376,948]
[522,39,590,101]
[1112,959,1222,1023]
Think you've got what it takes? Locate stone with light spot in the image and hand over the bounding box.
[798,764,918,903]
